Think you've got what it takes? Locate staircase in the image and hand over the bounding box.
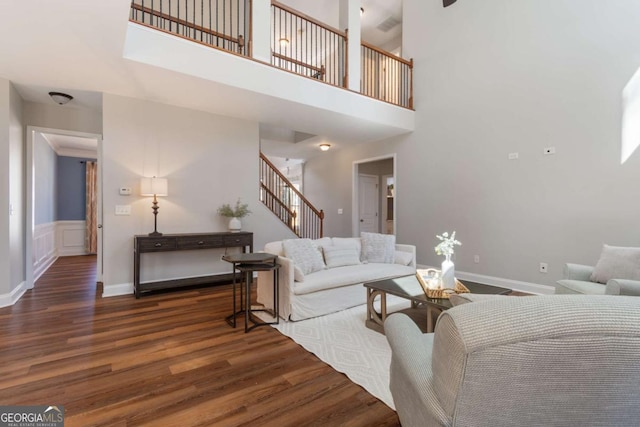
[259,153,324,239]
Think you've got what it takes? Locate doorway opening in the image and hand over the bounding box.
[352,154,396,236]
[26,126,103,291]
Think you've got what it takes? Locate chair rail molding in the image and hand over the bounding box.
[33,222,57,282]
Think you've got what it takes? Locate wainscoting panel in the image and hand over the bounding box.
[57,220,88,257]
[33,222,57,281]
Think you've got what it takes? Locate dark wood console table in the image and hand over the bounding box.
[133,232,253,298]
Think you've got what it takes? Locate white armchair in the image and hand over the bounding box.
[385,295,640,426]
[556,263,640,296]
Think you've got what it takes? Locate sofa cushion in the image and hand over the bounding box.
[394,250,413,266]
[556,279,606,295]
[323,245,361,268]
[590,245,640,284]
[293,263,415,295]
[331,237,362,260]
[282,238,325,275]
[361,232,395,263]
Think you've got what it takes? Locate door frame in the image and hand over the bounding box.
[25,126,103,289]
[352,154,396,237]
[357,173,380,234]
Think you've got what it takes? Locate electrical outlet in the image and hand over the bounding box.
[539,262,548,273]
[508,152,519,160]
[473,255,480,264]
[543,147,556,155]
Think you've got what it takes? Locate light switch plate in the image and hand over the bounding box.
[119,187,132,195]
[115,205,131,215]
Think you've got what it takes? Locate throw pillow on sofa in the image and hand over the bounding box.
[323,245,361,268]
[283,238,326,277]
[361,232,395,264]
[590,244,640,284]
[394,250,413,266]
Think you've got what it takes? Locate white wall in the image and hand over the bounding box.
[101,94,294,295]
[9,83,25,293]
[33,132,57,225]
[0,79,27,305]
[0,79,10,297]
[23,102,102,135]
[305,0,640,290]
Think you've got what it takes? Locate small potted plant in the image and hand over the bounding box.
[217,199,251,232]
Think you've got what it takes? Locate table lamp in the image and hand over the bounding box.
[140,176,168,236]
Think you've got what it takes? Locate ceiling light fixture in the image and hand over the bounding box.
[319,143,331,151]
[279,37,289,47]
[49,92,74,105]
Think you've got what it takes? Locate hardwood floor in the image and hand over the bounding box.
[0,256,399,427]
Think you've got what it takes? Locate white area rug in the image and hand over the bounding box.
[268,296,410,410]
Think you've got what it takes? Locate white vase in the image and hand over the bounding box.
[228,217,242,232]
[441,254,455,289]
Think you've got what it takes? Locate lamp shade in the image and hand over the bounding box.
[140,177,168,196]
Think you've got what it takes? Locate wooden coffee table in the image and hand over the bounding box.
[364,275,511,333]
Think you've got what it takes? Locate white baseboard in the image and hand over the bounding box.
[417,264,555,295]
[102,282,133,297]
[455,271,554,295]
[0,281,28,308]
[34,255,58,282]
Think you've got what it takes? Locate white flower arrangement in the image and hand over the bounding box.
[435,231,461,257]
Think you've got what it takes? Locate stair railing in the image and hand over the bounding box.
[259,153,324,239]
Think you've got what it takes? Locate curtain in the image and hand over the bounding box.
[85,161,98,254]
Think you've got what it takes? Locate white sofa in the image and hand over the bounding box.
[256,236,416,321]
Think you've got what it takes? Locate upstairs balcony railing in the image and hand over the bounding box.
[271,1,347,88]
[130,0,250,55]
[129,0,412,109]
[361,42,413,109]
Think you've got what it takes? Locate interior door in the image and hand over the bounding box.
[358,174,379,234]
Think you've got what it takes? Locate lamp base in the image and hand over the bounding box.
[148,231,163,237]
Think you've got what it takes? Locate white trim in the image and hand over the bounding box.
[0,281,28,308]
[456,271,555,295]
[33,222,57,281]
[352,154,396,237]
[26,126,103,291]
[416,264,555,295]
[102,282,133,297]
[55,147,98,159]
[56,220,88,256]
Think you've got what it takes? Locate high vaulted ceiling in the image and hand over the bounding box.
[0,0,407,161]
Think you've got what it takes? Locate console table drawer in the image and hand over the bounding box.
[177,235,224,250]
[138,238,177,251]
[224,234,252,247]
